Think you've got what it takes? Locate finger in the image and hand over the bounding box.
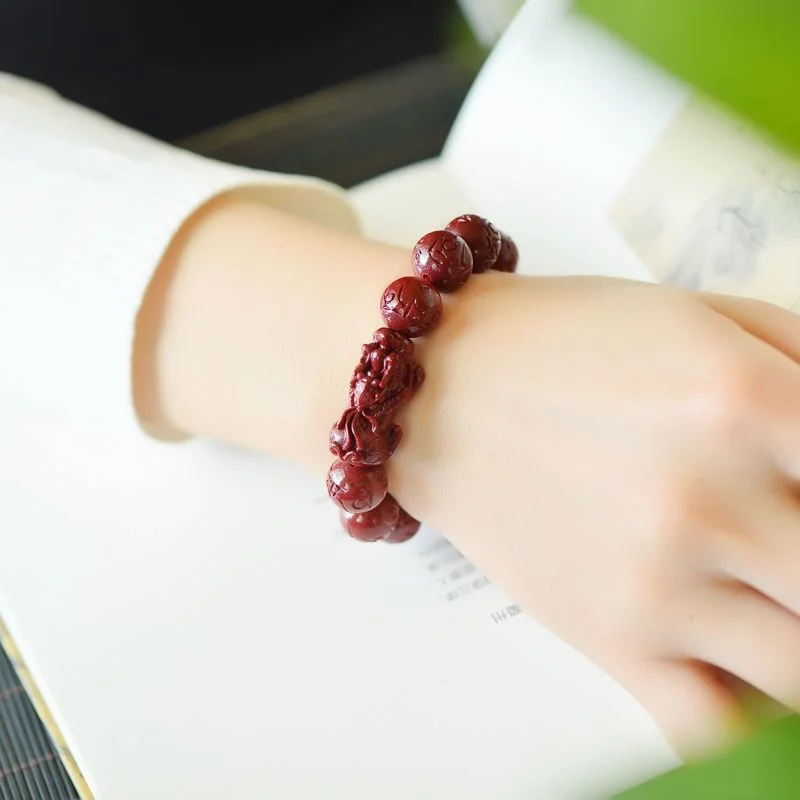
[715,669,790,726]
[701,292,800,476]
[680,582,800,712]
[613,656,748,758]
[717,491,800,620]
[702,292,800,365]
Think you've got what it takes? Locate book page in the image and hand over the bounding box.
[442,0,688,283]
[0,421,675,800]
[611,98,800,311]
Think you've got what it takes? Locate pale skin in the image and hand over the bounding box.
[135,190,800,756]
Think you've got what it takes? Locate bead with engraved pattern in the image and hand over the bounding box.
[445,214,501,273]
[380,276,442,338]
[340,495,400,542]
[326,460,388,514]
[493,232,519,273]
[412,230,474,292]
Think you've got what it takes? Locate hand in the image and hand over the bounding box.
[392,272,800,754]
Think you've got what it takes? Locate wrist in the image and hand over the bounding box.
[134,191,408,467]
[387,269,519,520]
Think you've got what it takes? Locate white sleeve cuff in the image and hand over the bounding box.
[0,81,360,435]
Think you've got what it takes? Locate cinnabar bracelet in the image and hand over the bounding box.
[327,214,518,543]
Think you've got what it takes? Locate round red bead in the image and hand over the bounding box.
[412,230,473,293]
[380,276,442,338]
[493,233,519,273]
[340,494,401,542]
[384,505,421,543]
[326,460,388,514]
[445,214,501,273]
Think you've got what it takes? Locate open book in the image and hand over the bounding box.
[4,2,800,798]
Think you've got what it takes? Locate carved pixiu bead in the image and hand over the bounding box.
[330,407,402,466]
[383,505,421,543]
[412,230,473,293]
[326,460,388,514]
[445,214,501,273]
[493,232,518,273]
[380,276,442,338]
[349,327,424,421]
[340,494,414,542]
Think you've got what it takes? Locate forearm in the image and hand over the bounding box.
[133,191,408,473]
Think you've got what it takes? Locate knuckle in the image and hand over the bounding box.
[695,353,763,438]
[645,476,709,563]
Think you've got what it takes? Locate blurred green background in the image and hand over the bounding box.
[576,0,800,156]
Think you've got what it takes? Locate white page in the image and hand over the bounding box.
[443,0,689,282]
[0,420,675,800]
[444,0,800,312]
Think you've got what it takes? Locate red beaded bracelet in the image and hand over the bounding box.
[326,214,518,543]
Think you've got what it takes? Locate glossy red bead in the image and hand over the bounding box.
[340,494,400,542]
[412,230,473,293]
[445,214,501,273]
[326,460,388,514]
[493,233,519,273]
[383,505,421,543]
[380,276,442,338]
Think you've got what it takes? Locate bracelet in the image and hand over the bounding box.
[326,214,518,543]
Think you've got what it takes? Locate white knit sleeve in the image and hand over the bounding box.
[0,74,360,436]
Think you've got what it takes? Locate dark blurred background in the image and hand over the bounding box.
[1,0,483,185]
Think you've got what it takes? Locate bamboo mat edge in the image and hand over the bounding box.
[0,621,92,800]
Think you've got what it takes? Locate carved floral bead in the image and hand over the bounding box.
[493,232,519,273]
[380,276,443,338]
[326,460,389,514]
[340,494,417,543]
[383,505,421,543]
[445,214,501,273]
[330,407,401,466]
[349,328,424,421]
[412,230,473,292]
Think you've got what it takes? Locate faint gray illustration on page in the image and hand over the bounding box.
[611,98,800,311]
